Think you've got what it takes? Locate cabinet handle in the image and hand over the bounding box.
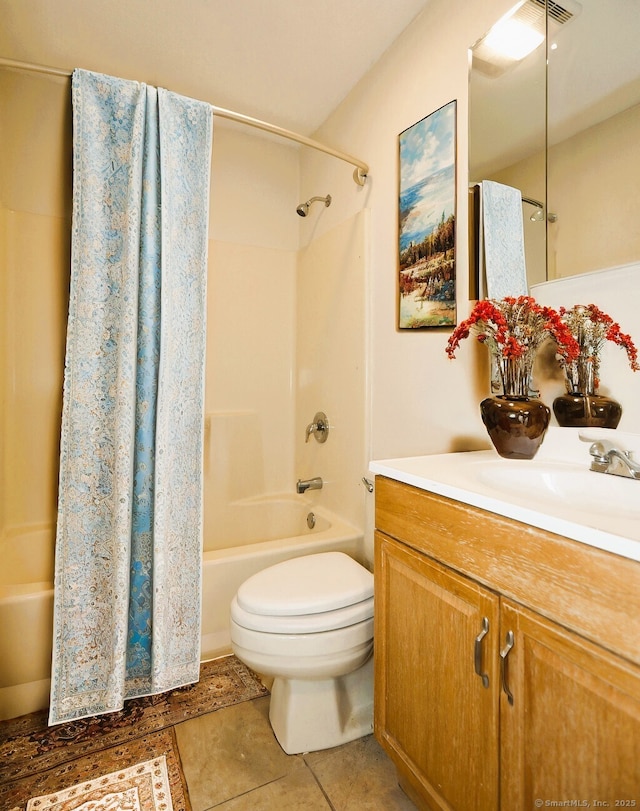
[500,630,515,705]
[474,617,490,688]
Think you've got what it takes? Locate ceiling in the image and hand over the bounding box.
[0,0,432,136]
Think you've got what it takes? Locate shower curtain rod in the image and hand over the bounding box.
[0,56,369,185]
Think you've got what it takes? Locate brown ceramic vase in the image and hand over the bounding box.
[480,395,551,460]
[555,355,622,428]
[552,392,622,429]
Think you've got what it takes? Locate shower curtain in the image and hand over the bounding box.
[49,69,213,725]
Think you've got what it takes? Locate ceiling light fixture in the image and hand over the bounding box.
[481,17,544,62]
[471,0,581,78]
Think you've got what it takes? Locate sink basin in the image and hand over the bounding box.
[472,460,640,522]
[370,428,640,561]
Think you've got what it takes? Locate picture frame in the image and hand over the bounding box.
[398,100,457,329]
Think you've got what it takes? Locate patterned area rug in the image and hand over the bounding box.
[0,655,268,811]
[26,754,173,811]
[2,729,185,811]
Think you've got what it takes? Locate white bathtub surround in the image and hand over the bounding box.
[295,210,369,533]
[50,71,212,725]
[230,552,374,755]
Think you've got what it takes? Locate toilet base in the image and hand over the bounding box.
[268,654,374,755]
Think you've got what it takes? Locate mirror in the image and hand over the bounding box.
[469,0,547,290]
[469,0,640,287]
[547,0,640,280]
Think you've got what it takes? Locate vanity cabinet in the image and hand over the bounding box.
[374,476,640,811]
[376,534,500,809]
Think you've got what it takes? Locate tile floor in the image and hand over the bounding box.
[173,694,417,810]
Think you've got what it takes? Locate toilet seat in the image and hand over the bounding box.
[231,593,374,633]
[231,616,374,658]
[235,551,373,617]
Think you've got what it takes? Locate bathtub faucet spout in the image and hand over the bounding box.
[296,476,323,494]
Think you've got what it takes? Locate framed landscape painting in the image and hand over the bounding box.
[398,100,457,329]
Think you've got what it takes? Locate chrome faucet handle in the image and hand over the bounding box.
[588,440,615,472]
[305,412,329,443]
[586,439,640,479]
[586,437,635,462]
[579,429,640,456]
[588,439,617,460]
[579,430,640,479]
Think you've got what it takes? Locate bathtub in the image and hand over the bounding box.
[200,495,364,656]
[0,524,55,721]
[0,497,363,721]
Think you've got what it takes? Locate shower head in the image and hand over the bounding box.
[296,194,332,217]
[522,196,544,221]
[522,196,557,223]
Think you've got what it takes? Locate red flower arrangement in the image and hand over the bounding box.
[558,304,639,393]
[446,296,580,398]
[446,296,579,361]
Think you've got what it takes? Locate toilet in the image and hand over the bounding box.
[230,551,374,755]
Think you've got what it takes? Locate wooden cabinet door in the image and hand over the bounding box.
[375,531,500,811]
[500,599,640,807]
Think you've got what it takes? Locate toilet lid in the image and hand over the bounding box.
[236,551,374,616]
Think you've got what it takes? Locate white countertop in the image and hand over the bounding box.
[370,428,640,563]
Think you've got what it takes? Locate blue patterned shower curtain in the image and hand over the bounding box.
[49,70,213,725]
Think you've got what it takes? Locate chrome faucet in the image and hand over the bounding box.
[588,440,640,480]
[305,412,329,443]
[296,476,323,494]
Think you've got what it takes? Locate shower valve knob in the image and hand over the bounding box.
[305,412,329,443]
